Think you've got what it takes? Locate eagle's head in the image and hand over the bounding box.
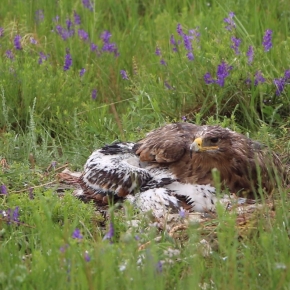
[189,126,234,157]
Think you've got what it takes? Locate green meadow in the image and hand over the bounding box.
[1,0,290,289]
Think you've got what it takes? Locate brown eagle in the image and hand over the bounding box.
[76,123,285,217]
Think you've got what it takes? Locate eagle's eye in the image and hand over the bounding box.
[210,137,219,143]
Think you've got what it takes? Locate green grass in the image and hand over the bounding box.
[1,0,290,289]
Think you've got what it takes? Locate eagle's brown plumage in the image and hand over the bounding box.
[133,123,284,196]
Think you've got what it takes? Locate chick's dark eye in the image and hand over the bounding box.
[210,137,219,143]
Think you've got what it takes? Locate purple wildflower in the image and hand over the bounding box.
[254,71,265,86]
[74,11,81,25]
[78,29,89,41]
[120,70,129,80]
[134,235,140,241]
[181,116,187,122]
[224,12,236,31]
[155,47,161,56]
[1,207,20,225]
[53,15,60,22]
[204,72,214,84]
[66,18,73,30]
[55,25,64,36]
[204,62,233,87]
[103,222,114,242]
[51,161,57,168]
[262,29,273,52]
[156,261,163,273]
[55,25,74,40]
[35,9,44,23]
[38,52,48,64]
[103,42,119,56]
[0,184,8,195]
[187,52,194,61]
[92,89,97,100]
[90,43,98,51]
[102,42,118,55]
[14,35,22,50]
[170,35,178,52]
[72,228,83,239]
[113,48,119,57]
[246,45,254,64]
[100,31,119,56]
[30,37,37,44]
[63,49,72,71]
[189,28,200,42]
[0,27,4,37]
[273,78,285,96]
[5,50,14,60]
[84,251,91,262]
[60,244,69,253]
[170,35,176,45]
[177,23,183,36]
[160,59,167,66]
[245,77,252,86]
[230,36,241,55]
[272,70,290,96]
[179,208,186,218]
[80,68,86,77]
[284,70,290,81]
[100,30,111,43]
[68,25,74,37]
[82,0,93,11]
[183,34,192,51]
[13,207,20,223]
[216,61,233,87]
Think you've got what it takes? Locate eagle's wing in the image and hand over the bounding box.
[133,123,200,163]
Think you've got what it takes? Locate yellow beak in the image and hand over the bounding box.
[190,137,219,156]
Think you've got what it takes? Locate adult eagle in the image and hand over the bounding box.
[77,123,284,217]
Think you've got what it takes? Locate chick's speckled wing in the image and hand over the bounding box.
[133,123,200,163]
[80,142,152,199]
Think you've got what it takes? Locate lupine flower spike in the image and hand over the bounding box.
[262,29,273,52]
[80,68,86,77]
[230,36,241,55]
[103,222,114,242]
[273,69,290,96]
[0,184,8,195]
[63,49,72,71]
[120,70,129,80]
[82,0,93,11]
[224,12,236,31]
[254,71,265,86]
[204,61,233,87]
[14,35,22,50]
[92,89,97,100]
[78,29,89,41]
[74,11,81,25]
[155,47,161,56]
[72,228,83,239]
[246,46,254,64]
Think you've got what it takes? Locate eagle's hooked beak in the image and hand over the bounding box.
[190,137,219,158]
